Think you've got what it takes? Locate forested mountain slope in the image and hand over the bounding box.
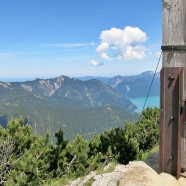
[0,75,138,139]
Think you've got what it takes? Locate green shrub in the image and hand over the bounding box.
[0,107,159,185]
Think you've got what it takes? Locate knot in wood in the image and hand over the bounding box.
[163,0,172,11]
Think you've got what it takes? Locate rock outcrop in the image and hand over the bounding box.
[67,152,186,186]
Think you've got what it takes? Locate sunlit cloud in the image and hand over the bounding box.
[100,52,112,61]
[89,60,104,66]
[96,42,109,52]
[96,26,148,61]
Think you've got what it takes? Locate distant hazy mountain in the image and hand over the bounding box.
[78,71,160,98]
[0,75,139,139]
[106,71,160,98]
[77,76,109,82]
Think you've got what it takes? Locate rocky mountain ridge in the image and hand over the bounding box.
[0,75,136,111]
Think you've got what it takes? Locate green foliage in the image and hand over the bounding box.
[0,107,159,185]
[117,179,120,186]
[44,177,70,186]
[96,161,117,175]
[47,128,68,177]
[0,118,51,186]
[127,107,159,151]
[83,177,94,186]
[64,135,90,177]
[98,127,139,164]
[139,145,159,161]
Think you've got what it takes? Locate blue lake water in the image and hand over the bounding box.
[129,96,160,113]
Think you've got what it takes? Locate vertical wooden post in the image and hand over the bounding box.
[161,0,186,177]
[160,67,183,177]
[162,0,186,86]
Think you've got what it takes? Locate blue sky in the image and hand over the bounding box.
[0,0,162,81]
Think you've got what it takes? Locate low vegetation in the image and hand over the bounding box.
[0,107,159,185]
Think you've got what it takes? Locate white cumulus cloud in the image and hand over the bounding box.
[100,52,111,61]
[96,42,109,52]
[89,60,104,66]
[96,26,147,61]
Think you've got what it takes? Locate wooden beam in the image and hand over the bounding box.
[160,67,183,177]
[162,0,186,80]
[162,0,186,176]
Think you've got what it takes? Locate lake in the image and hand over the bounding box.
[129,96,160,113]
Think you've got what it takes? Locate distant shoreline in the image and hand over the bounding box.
[129,96,160,113]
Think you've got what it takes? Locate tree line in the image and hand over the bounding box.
[0,107,159,185]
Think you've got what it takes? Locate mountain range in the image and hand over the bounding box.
[78,71,160,98]
[0,75,136,111]
[0,71,160,139]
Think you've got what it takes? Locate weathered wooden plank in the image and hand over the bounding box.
[178,68,184,178]
[160,67,183,178]
[160,69,165,172]
[162,0,186,91]
[162,0,186,171]
[163,0,186,46]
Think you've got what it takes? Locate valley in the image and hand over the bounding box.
[0,71,159,140]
